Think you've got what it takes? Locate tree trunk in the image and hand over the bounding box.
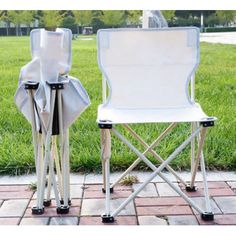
[6,21,10,36]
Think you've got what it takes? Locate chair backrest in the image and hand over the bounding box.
[97,28,200,109]
[30,28,72,82]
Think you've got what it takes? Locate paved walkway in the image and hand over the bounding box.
[200,32,236,45]
[0,171,236,225]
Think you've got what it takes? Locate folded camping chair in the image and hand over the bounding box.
[15,28,90,214]
[97,28,217,223]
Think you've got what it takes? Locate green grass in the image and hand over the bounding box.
[0,36,235,175]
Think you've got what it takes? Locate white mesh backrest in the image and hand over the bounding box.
[97,28,199,109]
[30,28,72,82]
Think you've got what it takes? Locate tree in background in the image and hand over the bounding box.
[0,10,11,36]
[73,10,92,33]
[60,16,77,34]
[162,10,176,22]
[216,11,236,26]
[8,11,26,36]
[101,10,125,28]
[42,10,64,31]
[126,10,142,26]
[21,11,35,35]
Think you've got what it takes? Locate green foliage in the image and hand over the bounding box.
[73,10,92,27]
[101,11,125,27]
[41,10,64,31]
[127,10,142,25]
[205,27,236,33]
[60,16,77,34]
[162,10,175,21]
[216,11,236,26]
[0,37,235,175]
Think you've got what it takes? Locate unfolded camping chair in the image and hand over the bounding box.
[97,28,217,223]
[15,28,90,214]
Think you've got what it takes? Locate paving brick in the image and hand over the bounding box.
[79,216,137,225]
[0,185,30,192]
[181,188,235,197]
[84,184,132,191]
[83,190,132,199]
[179,181,229,189]
[220,172,236,181]
[196,214,236,225]
[20,217,49,225]
[24,206,80,217]
[0,217,20,225]
[0,199,29,217]
[49,217,78,225]
[190,197,222,214]
[137,205,192,216]
[0,191,33,200]
[135,197,187,206]
[133,183,158,197]
[227,181,236,190]
[156,183,180,197]
[167,215,199,225]
[138,216,168,225]
[28,199,81,208]
[33,184,83,199]
[213,196,236,214]
[81,198,135,216]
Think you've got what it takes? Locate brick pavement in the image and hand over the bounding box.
[0,173,236,225]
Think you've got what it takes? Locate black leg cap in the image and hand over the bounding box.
[102,187,114,194]
[185,184,197,192]
[32,206,44,215]
[43,199,52,207]
[57,205,70,214]
[201,212,214,221]
[101,214,114,223]
[60,199,72,206]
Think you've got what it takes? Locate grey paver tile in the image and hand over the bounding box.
[167,215,198,225]
[138,216,167,225]
[156,182,180,196]
[213,196,236,214]
[190,197,222,214]
[227,181,236,190]
[0,199,29,217]
[133,183,158,197]
[81,198,135,216]
[20,217,49,225]
[220,172,236,181]
[0,217,20,225]
[49,217,78,225]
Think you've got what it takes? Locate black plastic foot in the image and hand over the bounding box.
[185,184,197,192]
[43,199,52,207]
[201,212,214,221]
[101,214,114,223]
[102,187,114,194]
[57,205,70,214]
[32,206,44,215]
[60,199,72,206]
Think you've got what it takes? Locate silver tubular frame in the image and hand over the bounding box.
[27,83,71,213]
[101,123,213,219]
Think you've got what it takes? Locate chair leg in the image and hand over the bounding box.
[190,127,207,189]
[100,129,114,223]
[186,122,198,192]
[200,148,214,220]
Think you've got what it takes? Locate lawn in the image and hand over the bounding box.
[0,35,235,175]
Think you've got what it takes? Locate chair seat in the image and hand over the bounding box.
[97,103,216,124]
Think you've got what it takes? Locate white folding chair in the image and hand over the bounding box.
[97,28,217,223]
[15,28,90,214]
